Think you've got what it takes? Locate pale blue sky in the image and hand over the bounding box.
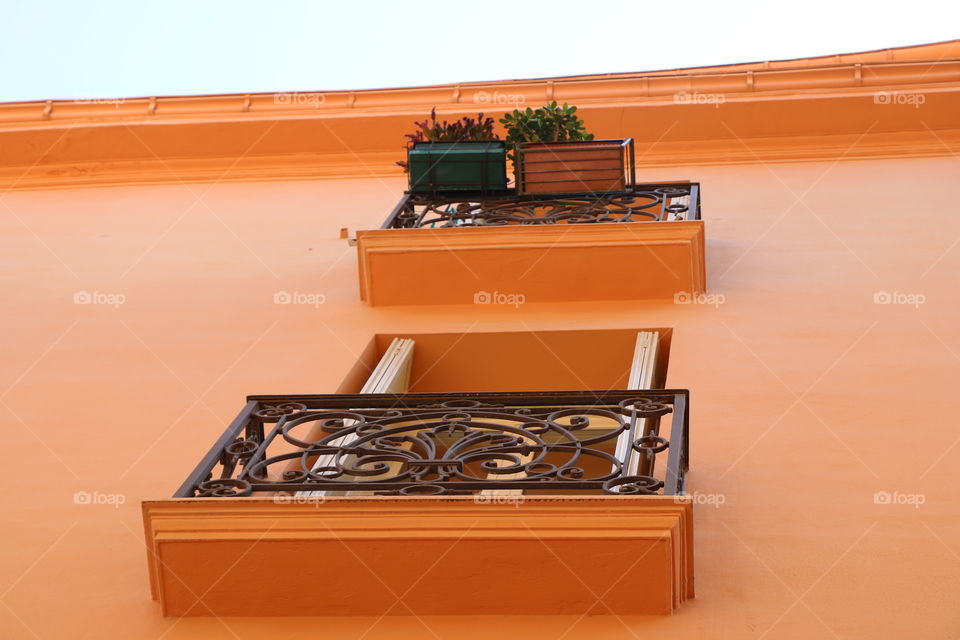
[1,0,957,102]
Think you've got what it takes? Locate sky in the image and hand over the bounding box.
[1,0,958,102]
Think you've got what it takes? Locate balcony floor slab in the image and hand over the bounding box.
[355,221,706,305]
[142,495,694,617]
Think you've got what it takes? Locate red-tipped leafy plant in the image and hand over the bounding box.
[397,108,499,171]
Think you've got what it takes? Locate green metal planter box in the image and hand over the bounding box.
[408,141,508,193]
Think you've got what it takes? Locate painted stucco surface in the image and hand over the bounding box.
[2,150,959,637]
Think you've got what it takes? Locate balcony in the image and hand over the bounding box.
[356,182,705,305]
[143,390,693,616]
[175,389,688,497]
[381,183,699,230]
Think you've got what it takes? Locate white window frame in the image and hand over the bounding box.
[298,338,414,497]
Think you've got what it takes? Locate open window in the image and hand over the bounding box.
[337,328,672,394]
[297,329,673,497]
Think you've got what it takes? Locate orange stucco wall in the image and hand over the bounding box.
[3,152,959,638]
[4,38,960,638]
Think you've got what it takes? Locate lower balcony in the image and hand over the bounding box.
[142,390,693,616]
[356,183,705,306]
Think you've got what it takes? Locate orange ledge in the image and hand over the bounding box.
[141,496,694,617]
[356,221,706,306]
[1,128,958,191]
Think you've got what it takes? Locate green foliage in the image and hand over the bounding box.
[500,102,595,158]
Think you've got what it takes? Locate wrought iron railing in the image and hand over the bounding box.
[175,390,689,498]
[381,182,700,229]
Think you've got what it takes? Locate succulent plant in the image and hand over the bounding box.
[500,102,594,160]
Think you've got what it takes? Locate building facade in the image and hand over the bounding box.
[2,40,959,638]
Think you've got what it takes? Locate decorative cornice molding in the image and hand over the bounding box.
[3,42,959,128]
[1,40,958,189]
[0,128,956,192]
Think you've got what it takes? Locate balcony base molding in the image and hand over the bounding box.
[142,496,694,617]
[356,220,705,306]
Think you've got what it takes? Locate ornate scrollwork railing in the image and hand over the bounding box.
[380,183,700,229]
[175,390,689,498]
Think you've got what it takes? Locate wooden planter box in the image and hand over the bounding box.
[516,138,634,195]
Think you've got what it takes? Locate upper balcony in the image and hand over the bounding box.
[380,181,699,230]
[142,389,692,617]
[355,138,705,306]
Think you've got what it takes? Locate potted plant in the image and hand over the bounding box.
[398,108,508,194]
[501,102,634,195]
